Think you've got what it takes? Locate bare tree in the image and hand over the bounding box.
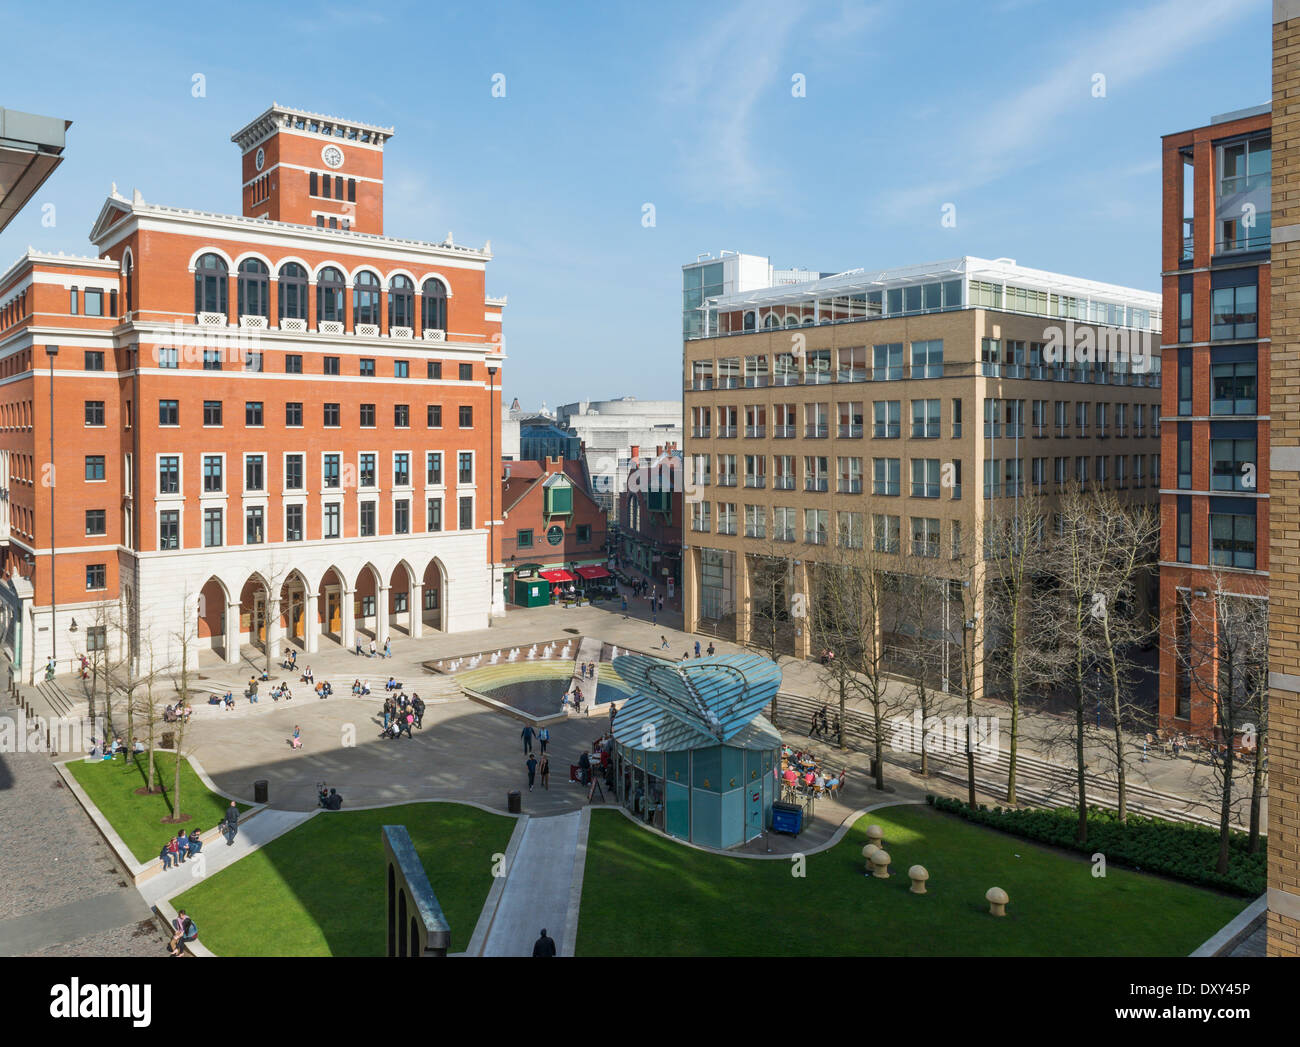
[742,543,797,721]
[1082,492,1159,823]
[1174,573,1268,873]
[982,491,1050,804]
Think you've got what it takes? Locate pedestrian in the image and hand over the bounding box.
[186,829,203,859]
[533,928,557,957]
[403,710,414,739]
[621,596,628,616]
[369,639,377,658]
[694,641,701,658]
[412,694,425,728]
[169,910,199,956]
[539,752,550,790]
[291,724,302,749]
[660,635,670,650]
[707,642,715,656]
[526,753,538,791]
[222,800,239,846]
[160,838,177,870]
[384,637,392,658]
[355,636,364,655]
[538,725,550,754]
[521,724,535,755]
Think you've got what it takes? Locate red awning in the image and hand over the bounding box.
[574,566,611,580]
[539,569,576,583]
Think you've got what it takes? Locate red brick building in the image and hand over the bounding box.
[0,104,506,681]
[1159,105,1271,733]
[497,457,608,604]
[615,443,684,600]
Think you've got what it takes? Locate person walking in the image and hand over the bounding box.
[222,800,239,846]
[412,694,425,729]
[384,637,392,658]
[694,640,701,658]
[660,635,670,650]
[369,639,377,658]
[539,752,550,790]
[521,724,535,755]
[532,928,557,957]
[707,642,715,656]
[621,595,628,617]
[291,724,302,750]
[402,709,414,739]
[526,753,538,792]
[538,725,550,754]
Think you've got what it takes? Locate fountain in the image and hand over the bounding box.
[508,648,518,661]
[490,651,500,664]
[526,648,535,660]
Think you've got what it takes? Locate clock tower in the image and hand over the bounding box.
[230,103,393,235]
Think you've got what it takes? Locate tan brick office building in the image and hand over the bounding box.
[1268,0,1300,958]
[681,256,1162,695]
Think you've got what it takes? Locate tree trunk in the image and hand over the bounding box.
[1074,649,1088,845]
[1216,746,1234,875]
[1248,740,1263,853]
[872,699,885,790]
[837,677,846,751]
[1007,600,1019,806]
[1104,621,1127,823]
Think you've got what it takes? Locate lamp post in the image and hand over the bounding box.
[46,345,59,671]
[488,365,498,621]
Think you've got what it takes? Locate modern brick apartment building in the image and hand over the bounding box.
[1268,0,1300,960]
[681,256,1163,696]
[615,443,685,598]
[1158,105,1272,736]
[0,104,506,681]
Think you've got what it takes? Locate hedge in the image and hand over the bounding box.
[926,795,1265,897]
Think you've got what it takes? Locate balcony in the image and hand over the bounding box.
[717,425,738,439]
[773,476,795,490]
[774,425,796,439]
[872,482,900,496]
[717,377,740,390]
[423,328,446,341]
[806,478,829,492]
[691,426,711,439]
[874,540,900,554]
[318,320,344,335]
[745,425,766,438]
[804,424,829,439]
[745,525,767,539]
[691,378,714,391]
[774,528,796,543]
[744,376,769,388]
[873,424,900,439]
[718,475,738,487]
[806,531,829,546]
[838,424,863,438]
[803,371,832,386]
[391,326,413,340]
[280,317,308,333]
[197,311,228,327]
[837,368,868,383]
[744,476,766,488]
[239,314,267,329]
[838,479,863,494]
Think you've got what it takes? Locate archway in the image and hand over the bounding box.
[421,559,446,631]
[318,566,347,645]
[280,570,311,650]
[389,561,415,637]
[197,577,229,659]
[238,574,271,654]
[354,563,382,642]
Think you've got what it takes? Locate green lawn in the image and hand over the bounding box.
[173,803,515,956]
[66,752,244,864]
[576,804,1251,956]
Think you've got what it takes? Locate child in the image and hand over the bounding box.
[290,725,302,749]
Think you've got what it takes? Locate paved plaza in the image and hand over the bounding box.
[5,599,1263,956]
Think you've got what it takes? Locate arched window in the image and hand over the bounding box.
[237,259,270,318]
[278,263,308,320]
[354,270,381,327]
[762,313,780,329]
[421,278,447,333]
[743,311,756,332]
[194,253,228,315]
[317,266,345,324]
[123,253,134,315]
[389,275,414,330]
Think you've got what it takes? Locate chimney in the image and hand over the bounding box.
[544,455,563,474]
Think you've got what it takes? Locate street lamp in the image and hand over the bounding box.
[46,345,59,669]
[488,365,498,621]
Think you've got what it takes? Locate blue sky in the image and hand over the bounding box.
[0,0,1271,406]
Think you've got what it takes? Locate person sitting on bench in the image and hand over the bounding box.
[301,666,314,685]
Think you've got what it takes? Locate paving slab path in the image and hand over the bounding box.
[481,810,582,957]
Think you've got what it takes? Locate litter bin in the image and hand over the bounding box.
[161,731,175,750]
[771,801,803,836]
[507,789,522,814]
[254,779,269,804]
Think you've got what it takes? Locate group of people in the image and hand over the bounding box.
[159,829,203,869]
[354,637,392,658]
[808,704,840,740]
[561,684,584,713]
[317,784,344,809]
[91,736,146,761]
[781,745,846,798]
[381,692,424,739]
[163,702,193,722]
[576,661,597,680]
[351,679,372,695]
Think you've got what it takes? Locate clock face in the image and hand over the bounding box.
[322,145,344,169]
[254,147,265,171]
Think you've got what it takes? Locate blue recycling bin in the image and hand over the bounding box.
[771,801,803,835]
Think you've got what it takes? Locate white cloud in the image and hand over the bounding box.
[877,0,1264,216]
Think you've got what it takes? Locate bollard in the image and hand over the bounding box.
[908,865,929,894]
[862,843,880,875]
[986,886,1009,917]
[865,824,884,850]
[870,849,891,879]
